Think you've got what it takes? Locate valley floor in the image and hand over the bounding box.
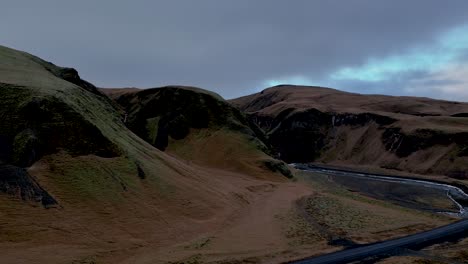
[0,165,459,264]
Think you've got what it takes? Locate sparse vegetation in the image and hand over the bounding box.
[103,86,288,178]
[262,159,293,178]
[295,170,453,244]
[281,210,324,246]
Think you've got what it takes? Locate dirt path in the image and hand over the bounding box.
[111,181,323,264]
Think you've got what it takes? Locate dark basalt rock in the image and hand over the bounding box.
[232,87,468,178]
[0,135,12,162]
[332,113,395,126]
[25,55,103,97]
[0,84,121,205]
[136,164,146,179]
[383,128,468,157]
[266,108,396,163]
[115,87,272,153]
[0,164,57,207]
[56,67,102,96]
[107,86,290,176]
[0,83,121,205]
[12,129,39,167]
[5,96,120,167]
[451,113,468,117]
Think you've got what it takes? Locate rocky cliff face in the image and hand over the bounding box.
[0,44,292,212]
[102,86,292,178]
[263,109,396,163]
[0,48,122,206]
[0,83,120,168]
[103,87,267,151]
[231,85,468,179]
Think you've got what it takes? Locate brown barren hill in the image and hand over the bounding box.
[230,85,468,179]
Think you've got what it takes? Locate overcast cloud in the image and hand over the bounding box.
[2,0,468,101]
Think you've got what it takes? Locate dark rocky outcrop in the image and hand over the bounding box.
[261,108,396,163]
[0,164,57,207]
[55,67,101,96]
[0,83,120,205]
[451,113,468,117]
[103,86,292,178]
[0,84,120,168]
[383,128,468,158]
[109,86,271,153]
[25,55,103,96]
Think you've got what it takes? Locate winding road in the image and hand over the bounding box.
[289,165,468,264]
[290,219,468,264]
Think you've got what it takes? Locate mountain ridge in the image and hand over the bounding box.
[230,85,468,179]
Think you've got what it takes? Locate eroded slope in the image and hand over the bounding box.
[102,86,292,178]
[231,85,468,179]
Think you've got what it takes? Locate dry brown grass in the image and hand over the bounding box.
[295,170,454,244]
[166,128,281,180]
[231,85,468,118]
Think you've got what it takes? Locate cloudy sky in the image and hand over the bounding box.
[2,0,468,101]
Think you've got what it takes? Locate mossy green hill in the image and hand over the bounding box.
[0,45,298,263]
[102,86,292,178]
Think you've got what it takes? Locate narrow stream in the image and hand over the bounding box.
[292,164,468,218]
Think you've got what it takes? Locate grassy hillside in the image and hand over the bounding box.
[0,44,241,212]
[102,86,292,178]
[231,85,468,180]
[0,45,304,263]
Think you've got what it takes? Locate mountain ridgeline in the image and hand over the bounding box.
[230,85,468,179]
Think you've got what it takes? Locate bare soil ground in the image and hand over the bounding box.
[1,164,454,264]
[0,156,323,264]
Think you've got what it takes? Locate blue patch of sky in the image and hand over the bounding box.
[331,24,468,82]
[262,24,468,95]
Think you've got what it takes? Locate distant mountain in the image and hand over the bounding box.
[231,85,468,179]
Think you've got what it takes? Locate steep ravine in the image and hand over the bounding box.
[101,86,293,178]
[231,85,468,179]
